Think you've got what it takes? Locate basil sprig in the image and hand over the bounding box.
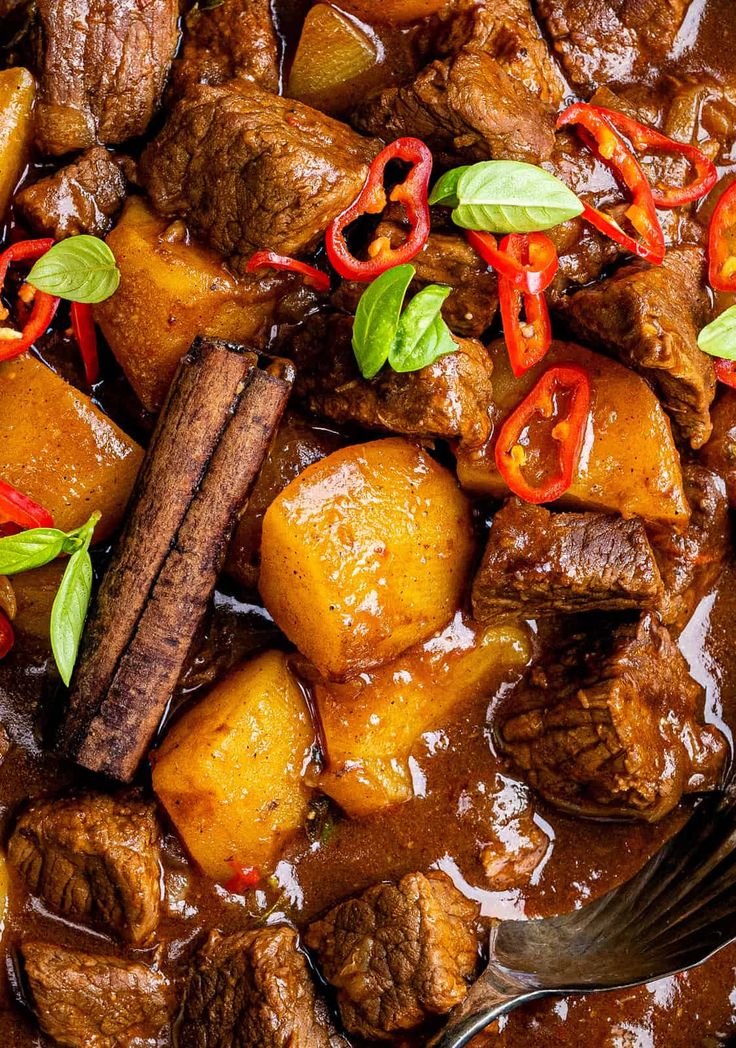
[0,511,100,685]
[430,160,584,234]
[352,265,456,379]
[697,305,736,359]
[27,235,120,304]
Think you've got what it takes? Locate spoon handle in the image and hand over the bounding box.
[429,971,551,1048]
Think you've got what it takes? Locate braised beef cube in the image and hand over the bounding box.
[560,247,716,449]
[290,313,494,446]
[180,926,345,1048]
[534,0,691,95]
[332,219,499,339]
[479,789,550,889]
[31,0,180,155]
[16,147,127,240]
[499,614,727,821]
[438,0,565,106]
[352,48,555,166]
[172,0,279,97]
[701,390,736,508]
[306,871,480,1041]
[8,792,161,944]
[472,499,665,621]
[141,82,377,273]
[653,463,731,631]
[22,942,170,1048]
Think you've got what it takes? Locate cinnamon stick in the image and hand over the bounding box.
[58,337,292,781]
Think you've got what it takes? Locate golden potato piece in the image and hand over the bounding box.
[313,615,532,817]
[0,68,35,220]
[95,197,286,412]
[259,438,475,680]
[11,562,65,642]
[151,651,315,882]
[0,355,143,542]
[288,5,380,115]
[457,340,689,528]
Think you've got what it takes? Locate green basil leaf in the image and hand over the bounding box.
[27,235,120,304]
[698,305,736,360]
[450,161,584,233]
[0,528,67,575]
[389,284,456,373]
[428,166,471,208]
[353,264,415,379]
[51,548,93,686]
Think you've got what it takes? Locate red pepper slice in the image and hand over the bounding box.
[246,251,331,293]
[708,182,736,292]
[714,359,736,389]
[465,230,559,294]
[0,479,54,529]
[223,862,261,894]
[326,138,432,282]
[493,235,553,376]
[70,301,100,385]
[557,103,665,265]
[0,610,14,661]
[0,238,60,361]
[589,107,718,207]
[495,364,591,504]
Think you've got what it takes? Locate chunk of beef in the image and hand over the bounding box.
[479,794,550,889]
[8,792,161,944]
[653,462,731,631]
[288,313,494,446]
[333,218,499,338]
[437,0,565,106]
[352,47,555,166]
[499,614,727,821]
[172,0,279,98]
[22,942,170,1048]
[31,0,180,156]
[472,499,665,621]
[560,247,716,449]
[701,390,736,507]
[180,926,344,1048]
[306,871,479,1041]
[140,82,377,273]
[533,0,691,96]
[15,147,127,240]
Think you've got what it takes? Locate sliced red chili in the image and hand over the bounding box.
[326,138,432,282]
[246,251,331,293]
[0,610,14,661]
[495,364,591,504]
[71,301,100,385]
[557,103,665,264]
[491,234,553,376]
[465,230,558,294]
[708,182,736,292]
[714,359,736,388]
[223,862,261,894]
[0,479,54,530]
[590,107,718,207]
[0,238,60,362]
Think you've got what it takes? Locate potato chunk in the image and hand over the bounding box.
[288,5,380,115]
[0,355,143,541]
[0,68,35,220]
[151,651,315,882]
[313,614,532,817]
[94,198,286,412]
[259,438,475,680]
[456,340,689,528]
[11,563,65,642]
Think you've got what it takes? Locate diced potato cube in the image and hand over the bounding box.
[259,438,475,680]
[457,340,690,528]
[11,562,65,642]
[288,5,380,115]
[94,197,286,412]
[0,355,143,541]
[151,651,316,882]
[314,614,532,817]
[339,0,451,24]
[225,413,342,591]
[0,68,35,220]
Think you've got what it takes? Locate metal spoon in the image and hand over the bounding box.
[431,783,736,1047]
